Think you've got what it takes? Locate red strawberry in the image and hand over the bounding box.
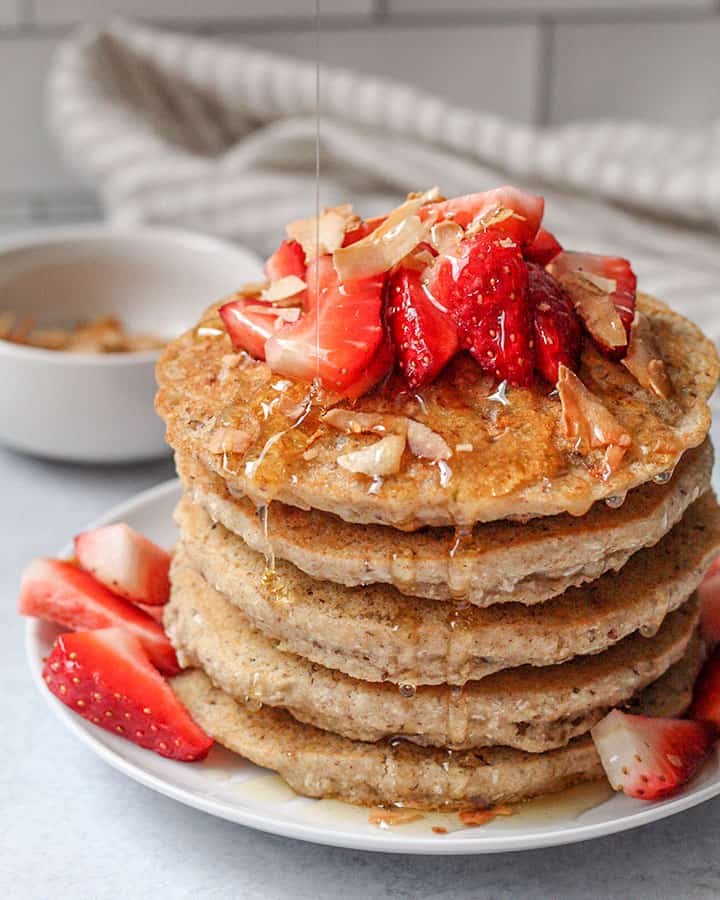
[344,332,395,401]
[43,628,212,761]
[18,558,178,675]
[524,228,562,266]
[219,298,276,361]
[548,251,637,344]
[528,263,582,384]
[74,523,170,607]
[690,647,720,728]
[591,709,714,800]
[265,239,306,282]
[427,232,533,387]
[422,186,544,246]
[264,254,385,396]
[342,216,387,247]
[700,558,720,647]
[386,268,459,390]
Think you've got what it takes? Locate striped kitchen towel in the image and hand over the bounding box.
[48,20,720,349]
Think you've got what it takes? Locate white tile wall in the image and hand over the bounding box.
[245,24,541,122]
[550,19,720,126]
[389,0,715,15]
[0,1,23,28]
[1,0,719,223]
[33,0,373,26]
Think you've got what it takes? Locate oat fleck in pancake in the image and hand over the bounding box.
[165,558,699,752]
[176,440,712,605]
[156,295,718,529]
[174,492,720,685]
[171,638,703,811]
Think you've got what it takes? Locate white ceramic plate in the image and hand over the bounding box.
[25,480,720,854]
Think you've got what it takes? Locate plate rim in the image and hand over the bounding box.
[24,478,720,855]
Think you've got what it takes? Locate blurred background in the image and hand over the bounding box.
[2,0,719,231]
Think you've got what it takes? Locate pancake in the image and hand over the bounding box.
[165,558,699,752]
[156,295,718,529]
[176,439,712,606]
[174,491,720,684]
[171,637,703,811]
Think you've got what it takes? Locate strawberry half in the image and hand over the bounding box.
[219,298,276,361]
[427,232,533,387]
[548,251,637,349]
[264,254,385,395]
[74,523,170,607]
[265,239,306,282]
[18,558,178,675]
[524,228,562,266]
[690,647,720,729]
[528,263,582,384]
[43,627,212,761]
[699,557,720,647]
[422,186,544,246]
[386,267,458,390]
[591,710,714,801]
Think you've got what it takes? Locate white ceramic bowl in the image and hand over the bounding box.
[0,225,261,463]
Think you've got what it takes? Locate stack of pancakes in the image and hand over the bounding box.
[156,294,720,810]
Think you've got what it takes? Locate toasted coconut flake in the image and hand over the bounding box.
[557,364,631,476]
[466,205,520,237]
[581,271,617,294]
[622,311,673,399]
[407,419,452,461]
[287,206,359,260]
[322,408,408,436]
[208,426,255,456]
[455,442,474,453]
[237,281,270,297]
[260,276,306,304]
[337,433,406,477]
[559,273,627,350]
[333,187,441,282]
[430,220,464,254]
[246,304,301,324]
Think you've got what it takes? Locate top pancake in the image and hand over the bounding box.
[156,294,718,529]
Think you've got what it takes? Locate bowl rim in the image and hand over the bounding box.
[0,223,259,367]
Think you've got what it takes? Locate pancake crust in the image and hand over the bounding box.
[156,295,718,528]
[165,558,699,752]
[171,639,702,811]
[175,491,720,684]
[177,440,712,605]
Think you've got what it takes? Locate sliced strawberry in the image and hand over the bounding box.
[700,559,720,647]
[219,298,276,361]
[591,709,714,801]
[344,332,395,401]
[265,239,306,282]
[42,627,212,761]
[342,216,387,247]
[422,186,544,246]
[548,251,637,347]
[427,232,533,387]
[18,558,178,675]
[74,523,170,607]
[386,268,459,390]
[690,647,720,728]
[524,228,562,266]
[528,263,582,384]
[264,254,385,395]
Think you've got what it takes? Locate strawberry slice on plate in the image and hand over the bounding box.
[699,557,720,647]
[386,267,459,390]
[423,186,544,246]
[42,627,212,761]
[18,558,178,675]
[264,255,386,395]
[591,709,714,801]
[524,228,562,266]
[690,647,720,729]
[265,239,306,282]
[74,523,170,607]
[548,251,637,355]
[528,263,582,384]
[428,232,534,387]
